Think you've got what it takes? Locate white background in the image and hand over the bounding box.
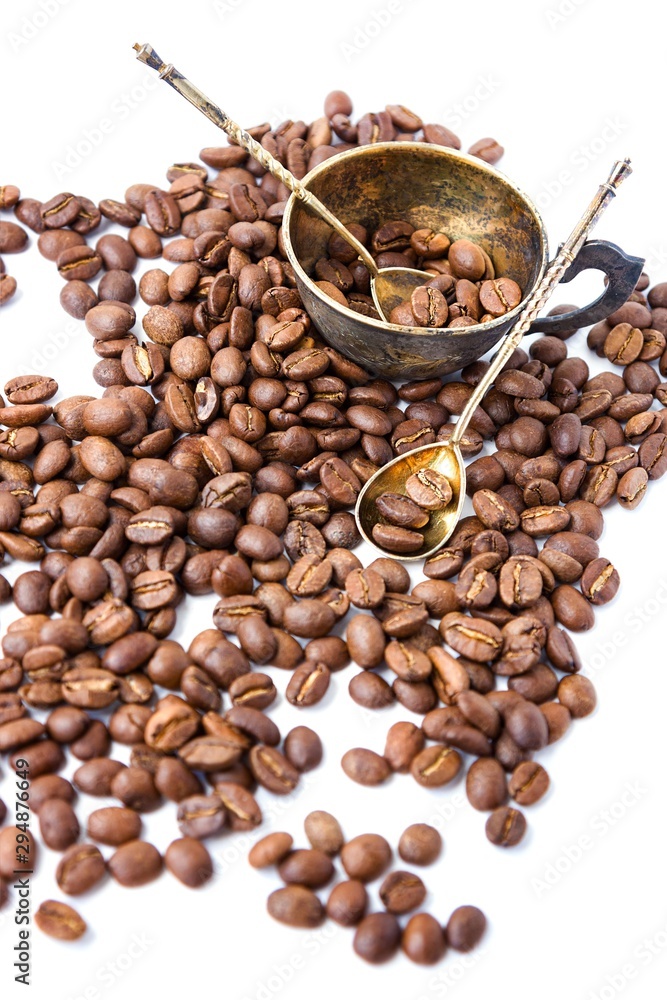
[2,1,667,999]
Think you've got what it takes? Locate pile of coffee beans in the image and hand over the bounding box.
[314,221,525,330]
[0,87,664,966]
[250,812,485,964]
[372,468,454,553]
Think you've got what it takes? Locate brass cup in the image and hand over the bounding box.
[282,142,642,380]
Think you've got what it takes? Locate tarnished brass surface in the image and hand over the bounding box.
[283,142,548,380]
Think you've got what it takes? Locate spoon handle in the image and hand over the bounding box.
[450,158,633,448]
[133,42,378,275]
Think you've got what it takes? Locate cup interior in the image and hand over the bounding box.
[285,142,547,328]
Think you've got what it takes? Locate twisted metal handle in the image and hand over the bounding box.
[133,43,378,274]
[451,158,632,447]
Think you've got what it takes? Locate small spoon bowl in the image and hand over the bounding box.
[371,266,435,320]
[355,442,467,561]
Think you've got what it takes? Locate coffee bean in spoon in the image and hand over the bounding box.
[371,523,424,554]
[375,492,430,529]
[405,469,453,510]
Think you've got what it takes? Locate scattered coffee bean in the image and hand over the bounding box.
[35,900,86,941]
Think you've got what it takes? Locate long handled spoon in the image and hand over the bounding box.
[354,158,633,560]
[133,41,433,321]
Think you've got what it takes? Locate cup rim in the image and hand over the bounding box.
[282,141,549,340]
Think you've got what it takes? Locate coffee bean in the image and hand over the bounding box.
[86,806,142,846]
[466,758,507,811]
[304,810,344,855]
[286,661,330,707]
[379,870,426,914]
[214,782,262,831]
[55,843,106,895]
[165,837,213,888]
[411,745,462,787]
[485,806,527,846]
[383,720,425,772]
[282,599,336,638]
[248,832,294,868]
[39,798,80,851]
[617,467,648,509]
[558,674,597,717]
[353,912,402,964]
[327,880,368,926]
[375,492,430,529]
[177,793,227,838]
[284,726,322,772]
[341,833,392,882]
[580,557,620,604]
[446,905,487,951]
[405,469,453,510]
[551,584,595,631]
[0,220,29,254]
[341,747,391,786]
[278,848,334,888]
[107,839,162,886]
[249,745,299,794]
[371,523,424,554]
[35,900,86,941]
[267,885,324,928]
[509,761,550,805]
[396,824,442,867]
[0,274,17,305]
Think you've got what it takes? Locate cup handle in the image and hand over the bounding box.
[528,239,645,334]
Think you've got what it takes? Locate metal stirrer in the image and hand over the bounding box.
[355,158,634,560]
[133,41,436,321]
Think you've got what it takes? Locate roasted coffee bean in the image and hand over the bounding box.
[249,744,299,793]
[580,557,620,604]
[411,744,462,787]
[348,670,396,708]
[286,660,330,707]
[267,885,324,928]
[177,793,227,838]
[249,832,294,869]
[165,837,213,888]
[441,615,502,662]
[509,761,550,805]
[405,469,453,510]
[87,806,142,846]
[326,880,368,926]
[617,467,648,509]
[375,492,430,530]
[485,805,527,846]
[341,747,391,785]
[107,839,163,886]
[379,870,427,915]
[340,832,392,883]
[446,905,487,952]
[283,725,322,772]
[401,913,447,965]
[371,523,424,554]
[504,699,549,750]
[278,848,334,888]
[35,900,86,941]
[558,674,597,717]
[282,598,335,638]
[466,758,508,811]
[56,843,106,895]
[38,798,80,851]
[353,912,402,964]
[551,584,595,631]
